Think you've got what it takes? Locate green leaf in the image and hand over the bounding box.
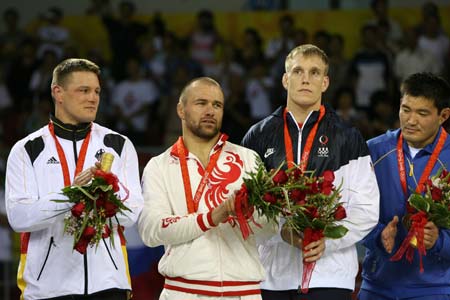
[324,225,348,239]
[409,194,431,212]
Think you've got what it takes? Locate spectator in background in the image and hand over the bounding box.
[0,139,13,300]
[29,49,58,108]
[101,0,148,80]
[5,39,37,114]
[324,33,349,103]
[349,24,392,110]
[36,6,70,60]
[245,61,273,122]
[394,26,440,82]
[189,9,222,76]
[312,30,331,56]
[368,89,398,137]
[0,7,28,65]
[366,0,403,49]
[417,13,449,76]
[333,86,366,131]
[265,14,295,63]
[111,57,159,146]
[240,27,265,71]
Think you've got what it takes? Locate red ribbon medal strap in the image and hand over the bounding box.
[176,136,226,214]
[391,129,447,272]
[283,105,325,170]
[48,122,92,186]
[283,106,326,293]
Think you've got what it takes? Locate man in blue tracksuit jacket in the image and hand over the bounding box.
[359,72,450,300]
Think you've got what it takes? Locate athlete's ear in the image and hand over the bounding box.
[177,101,184,120]
[282,73,288,90]
[439,107,450,125]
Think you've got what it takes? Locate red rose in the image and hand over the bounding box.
[104,201,118,217]
[71,202,85,218]
[82,226,96,240]
[305,206,319,218]
[74,238,89,254]
[322,170,335,183]
[263,192,277,204]
[441,169,449,180]
[96,198,105,209]
[95,170,120,192]
[320,180,333,195]
[102,224,112,239]
[290,189,306,205]
[334,205,347,220]
[292,168,303,180]
[273,170,288,185]
[306,182,319,194]
[431,186,443,201]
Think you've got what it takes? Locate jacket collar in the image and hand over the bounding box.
[170,133,228,158]
[50,115,92,141]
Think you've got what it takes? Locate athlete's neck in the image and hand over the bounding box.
[183,132,220,167]
[286,101,321,123]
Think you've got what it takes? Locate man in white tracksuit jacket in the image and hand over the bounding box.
[5,58,143,300]
[139,77,276,300]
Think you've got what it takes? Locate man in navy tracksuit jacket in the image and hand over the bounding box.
[360,72,450,300]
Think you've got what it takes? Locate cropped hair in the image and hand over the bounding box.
[51,58,100,87]
[401,72,450,112]
[179,77,223,104]
[285,44,329,74]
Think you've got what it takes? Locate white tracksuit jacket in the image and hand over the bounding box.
[5,120,143,300]
[138,135,276,298]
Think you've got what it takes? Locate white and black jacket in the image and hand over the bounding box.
[242,105,380,291]
[5,116,143,300]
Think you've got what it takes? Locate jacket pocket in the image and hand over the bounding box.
[37,237,55,280]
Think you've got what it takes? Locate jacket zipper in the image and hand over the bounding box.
[37,237,55,280]
[103,238,118,270]
[72,131,89,295]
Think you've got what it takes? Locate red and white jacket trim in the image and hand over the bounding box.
[196,211,216,232]
[164,276,261,297]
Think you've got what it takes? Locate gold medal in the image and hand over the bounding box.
[100,153,114,172]
[410,235,417,248]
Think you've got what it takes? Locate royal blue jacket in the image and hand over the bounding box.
[361,128,450,298]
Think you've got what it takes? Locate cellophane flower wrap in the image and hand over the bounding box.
[234,157,348,293]
[391,169,450,272]
[53,169,130,254]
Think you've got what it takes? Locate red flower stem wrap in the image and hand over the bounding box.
[390,211,428,273]
[301,228,324,294]
[234,184,253,240]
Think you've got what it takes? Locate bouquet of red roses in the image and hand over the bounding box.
[53,154,130,254]
[391,169,450,272]
[234,158,348,293]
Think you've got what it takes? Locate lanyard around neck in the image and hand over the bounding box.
[283,105,325,170]
[176,136,225,213]
[48,122,92,186]
[397,129,447,195]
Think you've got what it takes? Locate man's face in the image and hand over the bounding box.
[53,71,100,124]
[399,94,449,148]
[283,54,329,110]
[178,82,224,140]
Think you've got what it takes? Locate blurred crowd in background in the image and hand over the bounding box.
[0,0,449,299]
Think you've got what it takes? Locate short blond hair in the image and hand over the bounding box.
[285,44,329,74]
